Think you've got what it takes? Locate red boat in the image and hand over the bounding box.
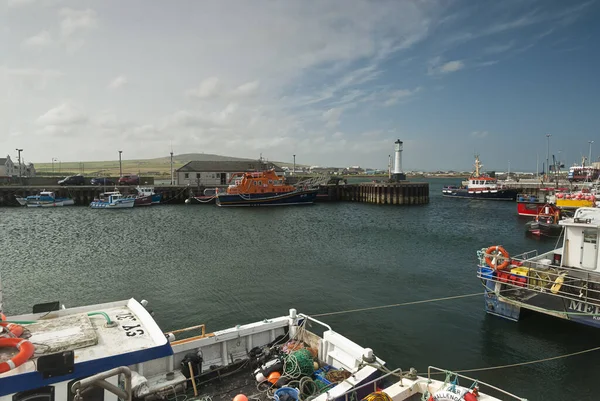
[134,194,152,206]
[516,194,545,216]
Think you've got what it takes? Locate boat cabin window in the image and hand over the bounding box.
[67,378,105,401]
[13,386,55,401]
[584,229,598,244]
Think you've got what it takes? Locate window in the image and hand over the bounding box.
[196,173,200,178]
[13,386,55,401]
[584,229,597,244]
[184,173,189,179]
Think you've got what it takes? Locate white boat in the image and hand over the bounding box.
[89,191,135,209]
[0,298,524,400]
[479,207,600,328]
[15,191,75,208]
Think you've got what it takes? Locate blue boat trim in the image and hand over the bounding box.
[216,189,318,207]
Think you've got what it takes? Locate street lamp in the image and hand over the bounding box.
[589,141,594,166]
[15,148,23,178]
[52,157,57,173]
[118,150,123,177]
[293,155,296,176]
[545,134,551,179]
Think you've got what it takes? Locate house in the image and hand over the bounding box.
[0,155,15,178]
[24,162,36,177]
[176,160,285,186]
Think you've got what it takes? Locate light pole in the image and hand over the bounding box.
[545,134,551,180]
[118,150,123,177]
[170,150,174,185]
[507,160,510,179]
[52,157,57,173]
[589,141,594,166]
[293,154,296,176]
[15,148,23,179]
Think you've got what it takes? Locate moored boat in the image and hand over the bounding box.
[516,194,545,216]
[442,155,518,201]
[89,191,135,209]
[136,186,162,204]
[15,191,75,208]
[216,169,318,207]
[0,296,523,400]
[524,203,564,238]
[555,190,596,209]
[478,207,600,328]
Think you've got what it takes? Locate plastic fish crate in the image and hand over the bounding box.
[314,365,337,386]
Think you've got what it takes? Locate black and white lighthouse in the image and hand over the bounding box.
[391,139,406,181]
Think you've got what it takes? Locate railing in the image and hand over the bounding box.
[71,366,132,401]
[426,367,526,400]
[479,249,600,311]
[165,324,214,345]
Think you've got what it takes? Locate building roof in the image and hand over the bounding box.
[0,158,6,165]
[177,160,284,173]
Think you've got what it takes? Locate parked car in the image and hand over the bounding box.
[58,175,85,186]
[118,175,140,185]
[90,177,116,186]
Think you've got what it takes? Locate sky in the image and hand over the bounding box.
[1,0,599,171]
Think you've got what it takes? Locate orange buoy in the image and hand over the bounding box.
[233,395,248,401]
[268,371,281,385]
[485,245,510,270]
[463,392,478,401]
[0,338,35,373]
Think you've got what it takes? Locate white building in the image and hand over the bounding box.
[176,160,284,186]
[0,155,15,178]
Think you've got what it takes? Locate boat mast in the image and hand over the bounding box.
[474,154,481,177]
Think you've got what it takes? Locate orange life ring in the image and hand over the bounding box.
[0,337,35,373]
[485,245,510,270]
[0,313,24,337]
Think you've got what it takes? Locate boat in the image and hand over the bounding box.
[89,191,135,209]
[216,169,318,207]
[555,189,596,209]
[567,160,600,182]
[15,191,75,208]
[136,186,162,204]
[516,194,545,217]
[524,203,564,238]
[478,207,600,328]
[442,155,518,201]
[0,295,524,400]
[133,194,153,206]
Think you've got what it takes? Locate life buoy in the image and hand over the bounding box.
[485,245,510,270]
[0,337,35,373]
[0,313,24,337]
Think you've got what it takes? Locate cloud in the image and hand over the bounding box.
[471,131,489,138]
[383,87,421,106]
[428,57,464,75]
[22,31,53,48]
[36,103,88,127]
[4,68,64,90]
[332,131,344,139]
[7,0,35,7]
[59,8,98,38]
[186,77,221,99]
[108,75,128,90]
[322,107,343,128]
[231,80,260,97]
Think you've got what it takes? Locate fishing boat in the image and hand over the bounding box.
[478,207,600,328]
[555,189,596,209]
[15,191,75,208]
[0,295,524,400]
[216,169,318,207]
[89,191,135,209]
[442,155,518,201]
[524,203,564,238]
[136,186,162,204]
[516,194,545,217]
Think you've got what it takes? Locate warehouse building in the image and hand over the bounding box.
[176,160,284,186]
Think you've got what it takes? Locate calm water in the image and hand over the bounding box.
[1,178,598,400]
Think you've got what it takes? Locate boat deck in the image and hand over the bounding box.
[0,299,170,378]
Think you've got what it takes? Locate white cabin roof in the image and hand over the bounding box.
[0,299,171,394]
[560,207,600,228]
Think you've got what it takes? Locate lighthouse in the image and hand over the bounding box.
[392,139,406,181]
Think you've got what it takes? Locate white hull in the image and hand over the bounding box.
[90,200,135,209]
[26,199,75,208]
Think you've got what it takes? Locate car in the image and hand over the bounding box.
[90,177,116,186]
[58,175,85,186]
[118,175,140,185]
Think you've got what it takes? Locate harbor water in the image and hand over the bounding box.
[1,178,598,400]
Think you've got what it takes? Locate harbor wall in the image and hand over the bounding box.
[0,182,430,206]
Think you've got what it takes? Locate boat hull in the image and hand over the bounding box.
[26,199,75,208]
[134,195,153,206]
[517,201,546,216]
[525,221,563,237]
[556,199,595,209]
[90,199,135,209]
[216,189,318,207]
[151,193,162,204]
[442,188,518,201]
[483,281,600,329]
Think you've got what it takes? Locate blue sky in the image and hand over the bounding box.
[1,0,599,171]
